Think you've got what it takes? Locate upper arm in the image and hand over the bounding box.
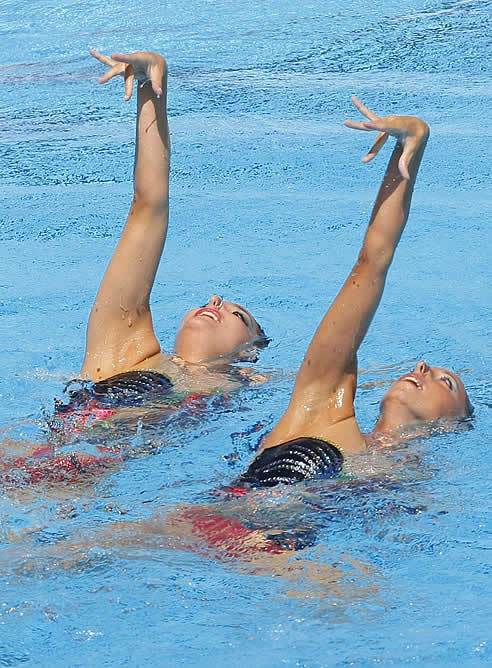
[81,201,168,380]
[258,264,382,448]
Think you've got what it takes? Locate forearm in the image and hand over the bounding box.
[362,131,428,272]
[133,68,170,209]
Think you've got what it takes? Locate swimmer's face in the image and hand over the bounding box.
[174,295,263,363]
[380,360,470,425]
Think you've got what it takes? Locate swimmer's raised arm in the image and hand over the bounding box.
[264,98,429,451]
[302,99,429,381]
[81,50,170,381]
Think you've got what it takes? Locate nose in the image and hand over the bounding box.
[415,360,429,375]
[209,294,223,309]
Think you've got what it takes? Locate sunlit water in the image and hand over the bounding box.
[0,0,491,665]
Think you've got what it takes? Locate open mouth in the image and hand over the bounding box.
[400,375,422,389]
[195,308,221,323]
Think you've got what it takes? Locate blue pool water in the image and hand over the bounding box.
[1,0,491,665]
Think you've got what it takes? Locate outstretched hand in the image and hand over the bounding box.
[89,49,166,101]
[344,96,429,179]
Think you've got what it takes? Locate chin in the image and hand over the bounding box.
[381,385,410,406]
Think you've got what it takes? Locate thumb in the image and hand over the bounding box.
[124,66,135,101]
[398,136,418,180]
[362,131,388,163]
[150,63,164,97]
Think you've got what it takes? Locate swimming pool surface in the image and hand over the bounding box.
[1,0,491,665]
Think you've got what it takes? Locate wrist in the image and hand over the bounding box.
[411,119,430,144]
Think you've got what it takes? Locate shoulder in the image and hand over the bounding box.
[133,354,248,394]
[131,352,181,380]
[262,415,367,456]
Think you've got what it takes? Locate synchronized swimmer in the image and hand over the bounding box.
[2,49,271,485]
[53,47,270,436]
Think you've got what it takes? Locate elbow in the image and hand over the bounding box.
[133,184,169,213]
[357,246,394,275]
[130,194,169,224]
[359,227,398,273]
[133,162,170,210]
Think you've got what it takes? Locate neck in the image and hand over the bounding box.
[367,414,436,447]
[371,395,425,434]
[172,353,234,372]
[372,412,408,435]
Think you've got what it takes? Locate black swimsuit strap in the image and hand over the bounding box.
[235,436,344,489]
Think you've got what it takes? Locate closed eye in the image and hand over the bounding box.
[233,311,248,326]
[442,376,454,391]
